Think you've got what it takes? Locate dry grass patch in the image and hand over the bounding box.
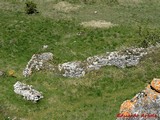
[81,20,117,28]
[118,0,143,5]
[0,1,18,11]
[53,1,80,13]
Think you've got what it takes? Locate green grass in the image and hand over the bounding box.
[1,0,160,120]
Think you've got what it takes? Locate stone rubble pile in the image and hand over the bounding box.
[14,81,43,102]
[58,61,86,78]
[23,47,148,78]
[117,78,160,120]
[23,52,54,77]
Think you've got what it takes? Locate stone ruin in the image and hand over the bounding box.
[14,81,43,102]
[58,47,147,77]
[23,47,148,78]
[116,78,160,120]
[23,52,54,77]
[85,47,147,70]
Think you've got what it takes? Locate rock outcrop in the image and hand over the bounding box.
[23,52,54,77]
[117,78,160,120]
[14,81,43,102]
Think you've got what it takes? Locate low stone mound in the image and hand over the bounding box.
[14,81,43,103]
[86,47,147,70]
[81,20,117,28]
[117,78,160,120]
[57,47,147,78]
[53,1,80,13]
[23,52,54,77]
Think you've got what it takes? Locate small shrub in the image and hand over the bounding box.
[25,1,38,14]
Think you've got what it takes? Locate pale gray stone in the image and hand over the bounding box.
[14,81,43,102]
[23,52,54,77]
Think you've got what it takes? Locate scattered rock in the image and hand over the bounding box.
[14,81,43,103]
[116,78,160,120]
[23,52,54,77]
[42,45,48,50]
[94,11,98,14]
[81,20,117,28]
[58,61,86,78]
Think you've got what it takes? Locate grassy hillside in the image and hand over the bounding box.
[1,0,160,119]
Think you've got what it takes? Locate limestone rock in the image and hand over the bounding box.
[116,78,160,120]
[14,81,43,102]
[86,47,147,71]
[22,47,148,78]
[23,52,54,77]
[58,61,86,78]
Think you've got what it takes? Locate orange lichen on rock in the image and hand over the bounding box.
[145,85,159,101]
[117,78,160,120]
[151,78,160,93]
[120,111,132,117]
[120,100,135,113]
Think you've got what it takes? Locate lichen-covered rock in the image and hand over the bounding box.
[151,78,160,93]
[117,78,160,120]
[14,81,43,102]
[58,61,86,78]
[23,52,54,77]
[22,47,148,78]
[57,47,147,78]
[86,47,147,71]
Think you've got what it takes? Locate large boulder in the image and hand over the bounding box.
[116,78,160,120]
[23,52,54,77]
[14,81,43,103]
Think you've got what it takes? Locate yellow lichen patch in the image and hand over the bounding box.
[53,1,80,13]
[81,20,117,28]
[120,100,134,113]
[8,70,15,77]
[151,78,160,93]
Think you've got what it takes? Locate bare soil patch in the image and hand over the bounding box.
[81,20,117,28]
